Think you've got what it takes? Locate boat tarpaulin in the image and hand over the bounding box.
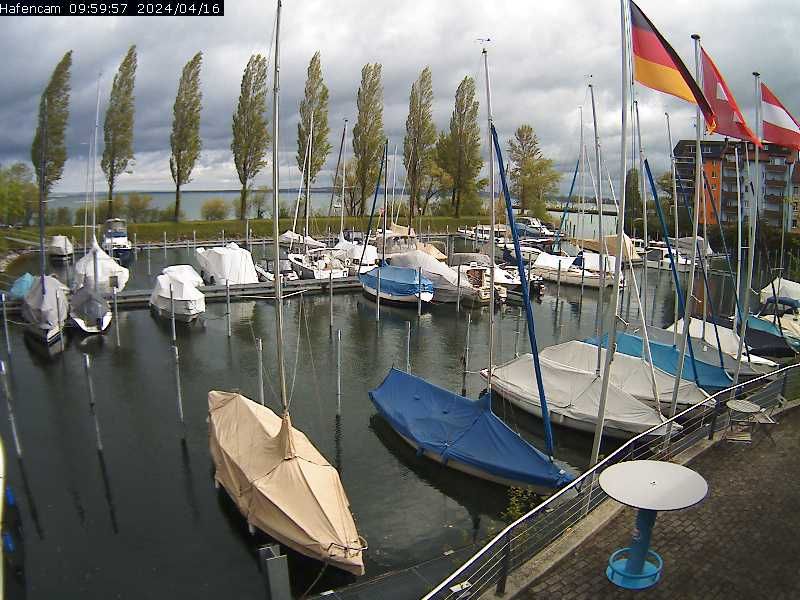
[49,235,74,256]
[150,265,205,316]
[74,238,130,292]
[334,234,378,264]
[22,275,68,330]
[389,250,462,287]
[490,354,668,435]
[8,273,34,300]
[760,277,800,304]
[668,317,776,366]
[278,230,325,249]
[533,252,575,270]
[369,368,572,490]
[540,340,708,407]
[195,243,258,285]
[588,332,732,391]
[359,265,434,297]
[208,391,364,575]
[576,233,641,261]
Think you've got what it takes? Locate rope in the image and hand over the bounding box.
[298,562,328,600]
[286,296,303,411]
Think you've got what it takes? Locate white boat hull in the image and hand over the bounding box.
[70,311,112,334]
[361,283,433,304]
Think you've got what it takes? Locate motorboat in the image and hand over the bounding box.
[149,265,205,322]
[256,248,299,283]
[102,218,133,265]
[359,264,434,304]
[196,243,259,285]
[48,235,74,262]
[287,247,348,280]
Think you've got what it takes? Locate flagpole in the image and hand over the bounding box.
[589,83,605,375]
[665,112,680,344]
[666,34,703,426]
[589,0,629,467]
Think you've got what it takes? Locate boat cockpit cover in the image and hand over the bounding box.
[70,285,109,322]
[278,230,325,249]
[388,250,462,287]
[588,332,732,391]
[334,234,378,264]
[74,239,130,292]
[369,368,572,489]
[533,252,575,270]
[359,265,434,296]
[22,275,68,329]
[195,243,258,285]
[208,391,364,575]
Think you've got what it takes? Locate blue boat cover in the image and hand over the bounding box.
[369,368,573,490]
[359,265,434,297]
[762,296,800,309]
[9,273,34,300]
[586,332,732,392]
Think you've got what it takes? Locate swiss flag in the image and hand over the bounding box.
[761,83,800,151]
[701,48,760,147]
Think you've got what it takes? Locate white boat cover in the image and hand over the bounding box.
[22,275,68,330]
[150,266,205,315]
[667,317,776,367]
[580,251,617,273]
[49,235,73,256]
[278,230,325,249]
[389,250,462,288]
[540,340,708,406]
[334,234,378,265]
[208,391,364,575]
[490,354,667,434]
[195,243,258,285]
[669,236,713,256]
[74,239,129,292]
[760,277,800,303]
[533,252,575,270]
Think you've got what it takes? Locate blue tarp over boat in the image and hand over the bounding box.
[586,332,732,392]
[9,273,34,300]
[359,265,434,297]
[369,368,573,491]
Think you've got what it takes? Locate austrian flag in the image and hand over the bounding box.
[760,83,800,151]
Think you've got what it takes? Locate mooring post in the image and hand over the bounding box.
[222,229,225,246]
[557,261,562,300]
[170,283,176,344]
[256,337,265,406]
[186,238,190,256]
[461,313,471,397]
[55,288,65,353]
[257,544,292,600]
[112,287,120,348]
[1,293,10,357]
[83,354,103,452]
[163,231,167,259]
[147,244,151,276]
[514,306,522,358]
[133,232,138,256]
[375,266,381,322]
[417,267,422,317]
[173,344,185,438]
[336,329,342,416]
[226,281,232,338]
[406,321,411,373]
[0,361,22,458]
[192,230,196,249]
[456,265,462,313]
[329,269,334,333]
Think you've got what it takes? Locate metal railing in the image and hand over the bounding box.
[422,364,798,600]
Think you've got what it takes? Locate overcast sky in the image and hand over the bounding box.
[1,0,798,196]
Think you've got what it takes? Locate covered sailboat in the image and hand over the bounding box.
[334,234,378,276]
[74,239,129,292]
[69,285,112,334]
[278,230,325,249]
[209,391,364,575]
[195,242,258,285]
[388,249,489,305]
[667,317,777,367]
[369,369,573,493]
[359,264,434,304]
[540,340,708,409]
[149,265,205,322]
[48,235,73,262]
[22,275,68,345]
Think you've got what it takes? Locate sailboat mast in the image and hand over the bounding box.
[589,83,605,375]
[635,100,648,324]
[304,115,313,251]
[735,146,742,321]
[665,112,679,344]
[666,34,704,420]
[340,120,347,236]
[37,99,48,295]
[482,46,495,393]
[92,76,101,237]
[589,0,630,467]
[328,120,346,219]
[271,0,288,410]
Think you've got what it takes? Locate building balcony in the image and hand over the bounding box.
[765,164,787,173]
[765,178,787,188]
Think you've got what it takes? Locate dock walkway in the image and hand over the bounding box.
[519,406,800,599]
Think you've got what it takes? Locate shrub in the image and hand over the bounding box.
[201,198,230,221]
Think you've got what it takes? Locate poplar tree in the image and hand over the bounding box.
[231,54,270,221]
[352,63,384,215]
[441,76,481,217]
[403,66,436,225]
[102,45,138,218]
[31,51,72,200]
[508,124,560,219]
[297,51,331,182]
[169,52,203,221]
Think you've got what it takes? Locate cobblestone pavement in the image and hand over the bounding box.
[520,407,800,600]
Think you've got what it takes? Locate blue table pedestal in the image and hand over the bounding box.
[606,509,664,589]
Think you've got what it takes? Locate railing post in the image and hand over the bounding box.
[495,533,511,595]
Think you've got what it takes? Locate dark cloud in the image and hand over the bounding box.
[0,0,797,194]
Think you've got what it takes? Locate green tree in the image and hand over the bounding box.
[507,124,560,220]
[31,51,72,217]
[54,206,72,225]
[352,63,384,215]
[250,186,270,219]
[334,157,360,217]
[170,52,203,222]
[201,197,230,221]
[0,163,37,225]
[403,66,436,224]
[124,192,153,222]
[297,51,331,184]
[231,54,270,222]
[102,45,138,217]
[441,76,482,217]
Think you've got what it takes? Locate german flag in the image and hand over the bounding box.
[630,1,716,131]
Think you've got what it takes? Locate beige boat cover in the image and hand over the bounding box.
[575,233,641,262]
[208,391,364,575]
[421,243,447,261]
[389,222,416,236]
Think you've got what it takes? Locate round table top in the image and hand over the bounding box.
[726,399,762,414]
[599,460,708,512]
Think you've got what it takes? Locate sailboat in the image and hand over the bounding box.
[369,48,573,495]
[209,2,365,575]
[388,249,491,305]
[48,235,73,263]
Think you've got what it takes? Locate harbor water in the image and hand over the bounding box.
[1,242,741,598]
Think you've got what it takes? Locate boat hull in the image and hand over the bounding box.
[149,302,203,323]
[361,283,433,305]
[70,311,112,334]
